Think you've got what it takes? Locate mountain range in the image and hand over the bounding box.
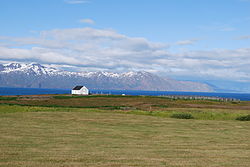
[0,63,213,92]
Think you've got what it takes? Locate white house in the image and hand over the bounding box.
[71,86,89,95]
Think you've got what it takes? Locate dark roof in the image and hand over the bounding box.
[72,86,84,90]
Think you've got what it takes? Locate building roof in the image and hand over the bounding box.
[72,86,84,90]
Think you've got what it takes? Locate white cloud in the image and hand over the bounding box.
[40,27,125,41]
[79,18,95,24]
[176,39,200,46]
[64,0,90,4]
[0,27,250,82]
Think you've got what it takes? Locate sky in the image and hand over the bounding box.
[0,0,250,90]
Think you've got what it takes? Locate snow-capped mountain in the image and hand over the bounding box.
[0,63,213,92]
[0,63,152,78]
[1,63,60,75]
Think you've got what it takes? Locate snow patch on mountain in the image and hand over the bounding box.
[0,63,150,78]
[2,63,60,76]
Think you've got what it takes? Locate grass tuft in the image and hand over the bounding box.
[236,115,250,121]
[171,113,194,119]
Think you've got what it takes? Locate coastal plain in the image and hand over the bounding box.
[0,95,250,167]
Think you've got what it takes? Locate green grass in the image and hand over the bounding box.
[0,104,77,113]
[171,113,194,119]
[117,108,250,121]
[2,94,250,112]
[0,105,250,167]
[1,104,250,121]
[151,104,169,108]
[0,96,17,101]
[236,115,250,121]
[0,103,131,111]
[53,95,88,99]
[53,94,139,99]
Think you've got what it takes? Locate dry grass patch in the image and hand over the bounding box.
[0,105,250,167]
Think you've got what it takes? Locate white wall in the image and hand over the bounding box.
[71,87,89,95]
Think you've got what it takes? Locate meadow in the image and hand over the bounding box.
[0,95,250,166]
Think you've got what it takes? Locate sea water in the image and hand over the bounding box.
[0,87,249,101]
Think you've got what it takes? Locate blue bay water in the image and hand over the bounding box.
[0,87,249,101]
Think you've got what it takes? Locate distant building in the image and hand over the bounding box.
[71,86,89,95]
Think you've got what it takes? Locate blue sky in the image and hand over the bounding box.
[1,0,250,48]
[0,0,250,90]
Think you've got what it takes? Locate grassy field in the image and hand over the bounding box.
[0,95,250,166]
[1,94,250,110]
[1,94,250,121]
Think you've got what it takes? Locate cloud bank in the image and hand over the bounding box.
[0,27,249,82]
[176,39,200,46]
